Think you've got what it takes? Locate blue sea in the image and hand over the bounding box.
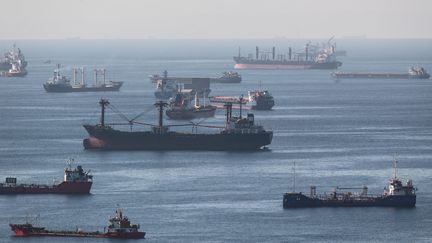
[0,39,431,242]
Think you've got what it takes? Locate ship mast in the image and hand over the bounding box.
[239,95,243,119]
[293,162,296,192]
[99,99,110,126]
[224,102,232,125]
[154,101,168,131]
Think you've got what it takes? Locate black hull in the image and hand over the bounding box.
[43,82,123,93]
[166,107,216,120]
[83,125,273,150]
[252,99,275,110]
[283,193,416,208]
[209,77,242,83]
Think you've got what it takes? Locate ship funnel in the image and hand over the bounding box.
[256,46,259,59]
[272,47,275,60]
[310,186,316,197]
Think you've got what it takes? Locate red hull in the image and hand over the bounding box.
[10,225,145,239]
[0,181,92,194]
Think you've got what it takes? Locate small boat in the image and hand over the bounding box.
[0,159,93,194]
[9,208,145,239]
[283,160,416,208]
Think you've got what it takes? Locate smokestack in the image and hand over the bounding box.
[256,46,259,59]
[272,47,275,60]
[288,47,292,60]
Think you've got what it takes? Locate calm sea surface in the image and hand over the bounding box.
[0,39,431,242]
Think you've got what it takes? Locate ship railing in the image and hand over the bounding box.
[313,194,384,200]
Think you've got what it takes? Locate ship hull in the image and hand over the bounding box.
[83,125,273,150]
[332,73,431,79]
[166,107,216,120]
[0,181,92,194]
[209,77,242,83]
[10,224,145,239]
[233,57,341,70]
[43,82,123,93]
[283,193,416,208]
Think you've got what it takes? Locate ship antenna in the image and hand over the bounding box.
[393,156,398,179]
[99,98,110,126]
[293,162,296,192]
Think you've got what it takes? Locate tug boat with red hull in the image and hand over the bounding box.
[9,208,145,239]
[0,160,92,194]
[283,160,416,208]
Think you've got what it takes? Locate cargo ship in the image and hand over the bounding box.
[0,44,27,71]
[9,208,145,239]
[43,64,123,92]
[233,43,342,70]
[0,160,92,194]
[210,90,275,110]
[283,160,416,208]
[331,66,430,79]
[83,99,272,150]
[166,92,216,120]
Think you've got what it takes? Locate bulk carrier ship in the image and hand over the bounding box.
[283,160,416,208]
[234,43,342,70]
[83,99,272,150]
[10,208,145,239]
[0,161,92,194]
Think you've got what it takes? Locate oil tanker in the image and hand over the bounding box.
[0,160,92,194]
[83,99,272,150]
[234,44,342,70]
[283,160,416,208]
[331,66,430,79]
[10,208,145,239]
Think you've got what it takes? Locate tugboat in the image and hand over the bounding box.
[331,66,430,79]
[166,92,217,120]
[0,159,93,194]
[9,208,145,239]
[283,160,416,208]
[43,64,123,92]
[83,99,273,150]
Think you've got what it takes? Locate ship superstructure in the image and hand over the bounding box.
[283,160,416,208]
[0,44,27,71]
[0,160,93,194]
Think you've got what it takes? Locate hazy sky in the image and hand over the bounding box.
[1,0,431,39]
